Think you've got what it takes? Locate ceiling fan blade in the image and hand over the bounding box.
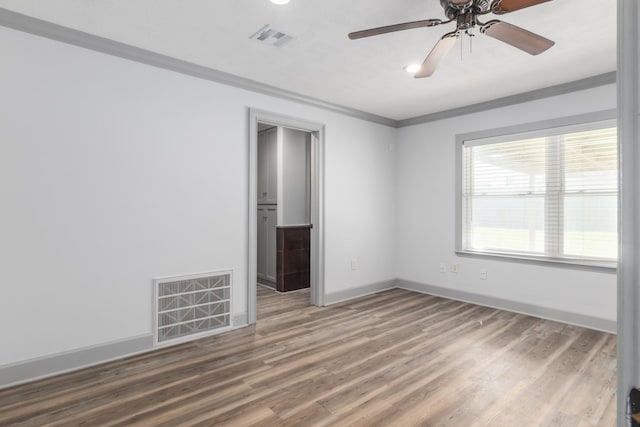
[481,20,554,55]
[414,31,458,78]
[348,19,442,40]
[491,0,552,14]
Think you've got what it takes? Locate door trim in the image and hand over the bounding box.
[248,109,326,324]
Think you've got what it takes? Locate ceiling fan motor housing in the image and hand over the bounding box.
[441,0,488,19]
[441,0,467,18]
[446,0,473,7]
[474,0,491,11]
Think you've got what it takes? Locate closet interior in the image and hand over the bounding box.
[257,123,312,293]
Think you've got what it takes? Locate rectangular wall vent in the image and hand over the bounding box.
[153,270,232,346]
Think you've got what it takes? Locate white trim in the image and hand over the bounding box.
[0,277,617,390]
[248,109,326,324]
[462,118,617,148]
[276,126,284,225]
[398,72,617,127]
[0,8,395,128]
[456,110,617,144]
[456,249,617,271]
[616,0,640,424]
[0,334,154,390]
[233,312,248,327]
[249,114,259,323]
[396,279,617,334]
[310,130,326,307]
[323,280,396,305]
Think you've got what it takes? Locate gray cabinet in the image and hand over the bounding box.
[257,127,278,204]
[257,205,277,285]
[257,127,278,287]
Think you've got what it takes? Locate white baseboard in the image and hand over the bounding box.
[1,279,615,390]
[233,312,248,328]
[0,312,250,390]
[396,278,617,334]
[324,279,396,305]
[0,334,154,390]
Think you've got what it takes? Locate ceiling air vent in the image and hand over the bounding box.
[250,25,292,46]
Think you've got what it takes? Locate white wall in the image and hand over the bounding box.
[279,128,310,225]
[0,21,617,369]
[0,26,397,366]
[396,84,618,324]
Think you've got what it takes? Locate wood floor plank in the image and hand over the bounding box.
[273,402,337,427]
[0,287,616,426]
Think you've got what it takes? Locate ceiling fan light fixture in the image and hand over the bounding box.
[270,0,290,4]
[403,64,422,74]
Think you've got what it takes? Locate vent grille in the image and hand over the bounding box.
[153,271,232,345]
[249,25,292,46]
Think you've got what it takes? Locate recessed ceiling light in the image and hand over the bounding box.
[270,0,290,4]
[403,64,421,74]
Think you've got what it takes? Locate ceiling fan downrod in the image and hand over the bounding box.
[457,12,476,30]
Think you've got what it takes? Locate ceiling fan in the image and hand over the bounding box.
[348,0,555,78]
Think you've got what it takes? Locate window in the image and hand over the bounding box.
[457,115,617,267]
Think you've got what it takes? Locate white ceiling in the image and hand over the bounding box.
[0,0,617,121]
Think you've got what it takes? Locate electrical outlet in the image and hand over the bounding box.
[351,258,359,271]
[451,263,459,273]
[480,269,488,280]
[440,262,446,273]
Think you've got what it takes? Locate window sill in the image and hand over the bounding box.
[455,249,617,272]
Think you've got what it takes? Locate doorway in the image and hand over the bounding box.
[248,109,325,325]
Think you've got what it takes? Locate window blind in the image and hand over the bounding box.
[461,122,617,265]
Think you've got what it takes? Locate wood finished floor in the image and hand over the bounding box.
[0,287,616,426]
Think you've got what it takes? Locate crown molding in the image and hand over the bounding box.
[0,7,396,128]
[397,71,617,128]
[0,7,617,129]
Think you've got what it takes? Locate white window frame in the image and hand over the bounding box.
[455,110,617,270]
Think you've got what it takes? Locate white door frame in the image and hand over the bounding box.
[248,108,325,324]
[616,0,639,425]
